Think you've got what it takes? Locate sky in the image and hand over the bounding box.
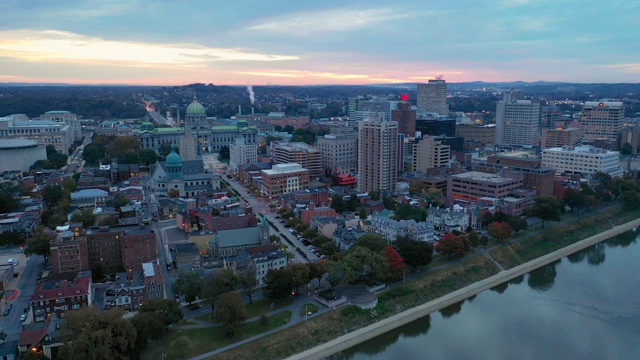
[0,0,639,86]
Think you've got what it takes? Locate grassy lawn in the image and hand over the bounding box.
[193,297,294,322]
[143,311,291,360]
[214,256,500,360]
[298,303,320,317]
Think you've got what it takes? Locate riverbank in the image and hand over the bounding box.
[287,215,640,360]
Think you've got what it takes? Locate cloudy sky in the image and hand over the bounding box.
[0,0,638,85]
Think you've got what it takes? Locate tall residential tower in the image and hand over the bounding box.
[357,113,398,193]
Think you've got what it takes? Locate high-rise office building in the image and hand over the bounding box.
[317,133,358,175]
[541,106,562,129]
[357,113,398,193]
[417,79,448,115]
[392,101,416,136]
[581,101,624,141]
[495,90,541,146]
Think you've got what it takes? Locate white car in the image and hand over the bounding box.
[20,313,27,322]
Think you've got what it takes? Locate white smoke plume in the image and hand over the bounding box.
[246,84,255,105]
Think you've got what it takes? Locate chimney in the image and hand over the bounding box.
[238,105,242,116]
[252,106,255,115]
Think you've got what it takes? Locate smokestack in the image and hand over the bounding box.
[252,107,255,115]
[239,105,242,116]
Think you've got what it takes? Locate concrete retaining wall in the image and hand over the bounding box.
[287,218,640,360]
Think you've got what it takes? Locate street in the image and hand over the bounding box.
[2,253,44,341]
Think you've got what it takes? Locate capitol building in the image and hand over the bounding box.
[136,99,258,161]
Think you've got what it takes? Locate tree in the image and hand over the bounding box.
[507,215,528,234]
[212,291,248,337]
[42,184,64,210]
[467,230,481,247]
[354,233,387,253]
[70,209,97,228]
[288,263,311,292]
[237,267,259,304]
[383,245,404,282]
[395,237,434,267]
[202,269,238,314]
[172,271,204,304]
[131,312,166,351]
[526,195,563,228]
[24,226,54,263]
[60,176,77,192]
[435,233,466,259]
[57,308,136,360]
[263,268,294,299]
[487,221,512,243]
[168,188,180,198]
[138,148,158,168]
[82,143,105,165]
[139,298,183,326]
[492,211,509,223]
[167,336,195,360]
[219,145,230,160]
[106,135,140,159]
[421,187,443,207]
[307,262,326,287]
[620,142,633,155]
[619,190,640,210]
[481,212,494,228]
[341,246,389,282]
[0,194,18,214]
[106,194,130,208]
[330,194,345,213]
[382,196,397,210]
[23,352,47,360]
[563,188,588,216]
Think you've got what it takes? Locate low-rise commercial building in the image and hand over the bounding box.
[541,145,623,177]
[261,163,309,199]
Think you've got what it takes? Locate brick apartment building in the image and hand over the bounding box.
[30,270,92,322]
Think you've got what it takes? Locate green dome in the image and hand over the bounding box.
[186,100,206,115]
[166,148,182,165]
[140,122,155,131]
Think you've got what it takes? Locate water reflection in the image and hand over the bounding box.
[330,315,431,359]
[527,260,560,291]
[438,300,463,318]
[335,232,640,360]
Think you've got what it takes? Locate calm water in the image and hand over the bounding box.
[333,231,640,360]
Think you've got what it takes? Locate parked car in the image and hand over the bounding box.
[20,313,27,322]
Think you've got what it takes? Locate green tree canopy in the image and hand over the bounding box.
[507,215,528,234]
[139,298,183,326]
[354,233,387,253]
[57,308,136,360]
[237,267,259,304]
[202,269,238,314]
[24,226,54,262]
[70,209,97,228]
[172,271,204,304]
[263,267,295,299]
[213,291,248,338]
[395,237,434,267]
[138,148,158,167]
[526,195,563,228]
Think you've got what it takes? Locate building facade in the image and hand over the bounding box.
[495,91,541,146]
[0,139,47,173]
[49,224,90,274]
[37,111,82,141]
[455,124,496,145]
[392,101,416,136]
[261,163,310,198]
[31,270,92,322]
[417,79,448,114]
[541,126,583,149]
[271,142,323,179]
[317,133,358,175]
[447,171,524,204]
[541,145,623,177]
[229,137,258,172]
[581,101,624,141]
[412,136,450,173]
[357,113,398,193]
[0,114,74,154]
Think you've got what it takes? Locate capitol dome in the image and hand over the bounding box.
[186,100,206,115]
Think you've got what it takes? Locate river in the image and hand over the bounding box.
[332,230,640,360]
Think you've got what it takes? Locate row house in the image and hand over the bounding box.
[30,271,92,322]
[367,214,435,242]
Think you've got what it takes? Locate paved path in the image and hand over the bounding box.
[185,206,620,359]
[186,293,327,360]
[288,215,640,360]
